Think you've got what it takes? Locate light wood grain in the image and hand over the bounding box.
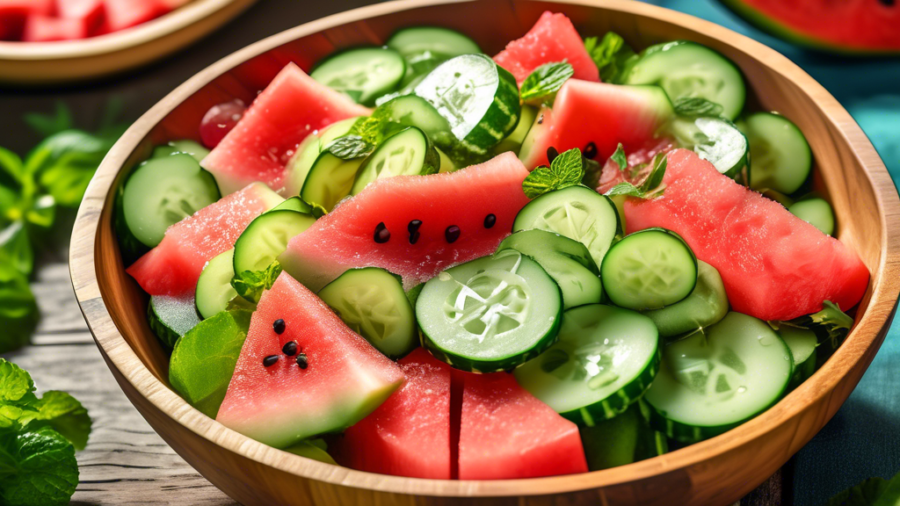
[68,0,900,505]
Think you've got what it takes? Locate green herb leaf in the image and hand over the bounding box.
[24,195,55,231]
[231,262,283,304]
[24,130,115,207]
[581,157,602,190]
[0,267,39,354]
[519,62,574,105]
[604,153,667,199]
[584,32,636,83]
[0,223,34,276]
[673,97,725,118]
[0,360,36,405]
[323,135,374,160]
[0,426,79,506]
[781,300,854,353]
[0,147,25,189]
[24,392,92,451]
[349,115,388,146]
[23,102,74,138]
[610,143,627,172]
[521,148,584,199]
[825,468,900,506]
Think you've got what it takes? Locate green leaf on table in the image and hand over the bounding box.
[0,222,34,276]
[522,147,584,199]
[0,360,36,405]
[825,468,900,506]
[231,262,283,304]
[519,62,574,105]
[0,147,25,189]
[24,195,55,231]
[584,32,636,83]
[23,102,74,138]
[24,130,113,207]
[323,135,374,160]
[0,265,39,354]
[610,143,628,172]
[0,426,79,506]
[23,392,91,451]
[605,152,667,199]
[673,97,725,118]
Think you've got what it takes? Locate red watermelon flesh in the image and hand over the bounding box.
[624,149,869,321]
[22,14,89,41]
[493,11,599,84]
[201,63,371,196]
[457,370,588,480]
[0,0,53,39]
[216,273,405,448]
[330,348,451,479]
[99,0,167,33]
[278,152,531,291]
[519,80,674,170]
[126,182,282,297]
[56,0,104,32]
[596,137,675,194]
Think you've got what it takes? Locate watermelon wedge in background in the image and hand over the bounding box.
[0,0,53,39]
[718,0,900,54]
[216,273,405,449]
[519,80,674,170]
[278,152,531,291]
[98,0,167,33]
[330,348,452,479]
[201,63,371,196]
[625,149,869,321]
[494,11,600,84]
[22,14,90,41]
[126,182,282,297]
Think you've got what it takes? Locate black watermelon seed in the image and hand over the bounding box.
[408,219,422,233]
[537,114,544,125]
[878,0,894,6]
[445,225,461,243]
[296,353,309,369]
[584,142,598,160]
[273,319,286,334]
[483,214,497,229]
[374,222,390,243]
[282,341,297,356]
[409,231,420,245]
[547,146,559,163]
[263,355,279,367]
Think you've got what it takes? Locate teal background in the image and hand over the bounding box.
[642,1,900,504]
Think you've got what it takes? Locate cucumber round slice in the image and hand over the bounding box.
[301,151,366,213]
[319,117,360,146]
[644,312,792,443]
[386,26,480,60]
[496,229,602,310]
[669,117,750,186]
[641,260,728,339]
[601,228,698,311]
[622,41,746,120]
[152,140,210,162]
[122,154,221,248]
[284,133,321,197]
[272,196,313,214]
[351,127,440,195]
[741,112,812,195]
[147,295,201,350]
[311,47,406,106]
[515,304,660,426]
[414,54,520,157]
[513,185,621,268]
[492,104,537,156]
[318,267,417,359]
[373,95,455,149]
[196,249,238,320]
[233,210,316,275]
[579,402,668,471]
[416,250,562,372]
[789,197,834,236]
[779,325,817,390]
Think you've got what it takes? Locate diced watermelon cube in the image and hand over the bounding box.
[22,14,90,41]
[99,0,166,33]
[0,0,53,40]
[56,0,104,33]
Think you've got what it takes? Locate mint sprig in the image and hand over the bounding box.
[323,135,374,160]
[584,32,636,83]
[522,148,584,199]
[605,153,668,199]
[673,97,725,118]
[519,62,574,105]
[231,262,283,304]
[610,143,627,172]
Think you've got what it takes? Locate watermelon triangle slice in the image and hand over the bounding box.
[329,348,452,479]
[457,370,588,480]
[493,11,600,85]
[201,63,371,196]
[216,272,405,448]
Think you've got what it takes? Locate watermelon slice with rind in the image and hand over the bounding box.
[201,63,371,196]
[216,272,405,448]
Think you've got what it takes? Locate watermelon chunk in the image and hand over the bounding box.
[99,0,166,33]
[458,370,588,480]
[0,0,53,39]
[624,149,869,321]
[56,0,104,33]
[201,63,371,196]
[126,182,282,297]
[278,152,531,291]
[493,11,599,84]
[216,273,405,448]
[22,14,90,41]
[330,348,451,479]
[519,80,674,170]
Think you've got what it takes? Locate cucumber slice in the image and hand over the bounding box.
[601,228,698,311]
[147,295,201,350]
[644,312,792,443]
[301,150,366,213]
[311,47,406,106]
[493,104,537,156]
[414,54,520,157]
[669,116,750,186]
[416,250,562,372]
[515,304,660,425]
[122,154,221,248]
[437,147,456,173]
[318,268,417,359]
[272,196,313,214]
[496,229,603,310]
[373,95,455,149]
[233,210,316,274]
[284,133,321,197]
[319,117,360,146]
[741,112,812,195]
[284,439,337,465]
[789,197,834,235]
[351,127,440,195]
[779,325,817,390]
[196,249,238,320]
[152,140,210,162]
[641,260,728,339]
[513,185,621,268]
[386,26,480,61]
[621,41,746,120]
[579,402,668,471]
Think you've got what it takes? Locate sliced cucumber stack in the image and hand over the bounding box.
[789,197,834,236]
[301,145,367,213]
[669,116,749,186]
[601,228,698,311]
[496,229,603,310]
[416,250,562,372]
[311,47,406,106]
[284,117,361,197]
[318,268,417,359]
[579,402,668,471]
[641,260,728,339]
[147,295,202,350]
[387,26,480,88]
[196,249,238,319]
[779,325,818,390]
[740,112,812,195]
[621,41,746,120]
[513,185,621,269]
[373,95,455,149]
[233,210,316,275]
[351,127,440,195]
[152,139,210,162]
[122,154,221,248]
[515,304,660,426]
[644,312,792,443]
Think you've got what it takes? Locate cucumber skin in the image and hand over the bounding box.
[114,183,149,266]
[147,298,201,351]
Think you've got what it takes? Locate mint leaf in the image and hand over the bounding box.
[522,148,584,199]
[349,115,388,147]
[610,143,627,172]
[781,300,854,355]
[604,153,667,199]
[673,97,725,118]
[25,130,114,207]
[0,147,25,188]
[23,102,74,138]
[231,262,283,304]
[825,468,900,506]
[519,62,574,105]
[584,32,636,83]
[0,361,36,405]
[0,426,79,506]
[25,392,91,451]
[323,135,374,160]
[0,266,38,353]
[581,157,602,190]
[522,167,562,199]
[0,222,34,276]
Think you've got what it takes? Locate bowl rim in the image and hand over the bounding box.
[70,0,900,497]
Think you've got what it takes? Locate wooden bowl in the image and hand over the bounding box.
[0,0,256,85]
[70,0,900,504]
